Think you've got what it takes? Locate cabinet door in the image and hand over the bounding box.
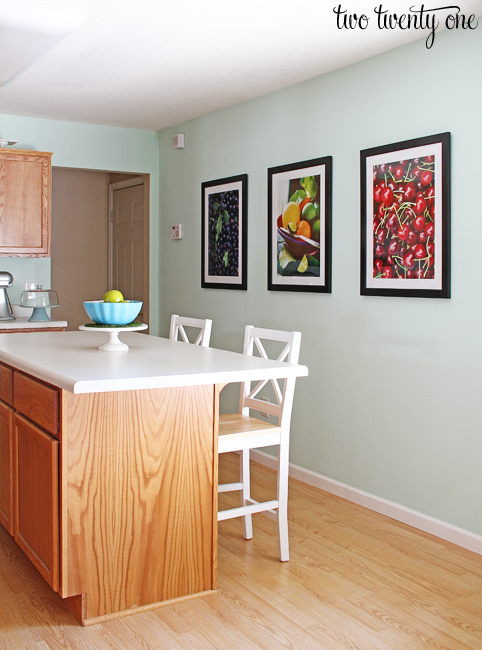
[0,149,52,257]
[13,414,59,591]
[0,400,14,534]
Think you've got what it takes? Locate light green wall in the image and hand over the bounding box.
[159,27,482,537]
[0,115,160,333]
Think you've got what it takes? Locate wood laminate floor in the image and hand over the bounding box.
[1,453,482,649]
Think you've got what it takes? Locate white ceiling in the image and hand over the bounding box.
[1,0,481,131]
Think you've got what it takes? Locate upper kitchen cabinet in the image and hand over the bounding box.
[0,149,52,257]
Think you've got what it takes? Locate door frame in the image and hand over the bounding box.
[108,175,150,328]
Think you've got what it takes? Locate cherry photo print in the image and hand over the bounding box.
[361,132,450,298]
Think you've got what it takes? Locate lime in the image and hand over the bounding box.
[282,202,301,229]
[288,222,298,233]
[104,289,124,303]
[298,255,308,273]
[311,219,321,242]
[302,202,317,224]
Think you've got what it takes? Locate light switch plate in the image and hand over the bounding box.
[171,224,183,239]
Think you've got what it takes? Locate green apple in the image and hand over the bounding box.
[104,289,124,303]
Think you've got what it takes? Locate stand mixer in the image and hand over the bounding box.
[0,272,15,321]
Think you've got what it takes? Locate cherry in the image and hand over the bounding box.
[386,255,396,266]
[415,196,427,214]
[387,179,397,192]
[414,243,425,259]
[387,211,398,231]
[425,155,434,163]
[373,169,378,183]
[374,258,384,273]
[425,222,434,238]
[381,186,394,207]
[425,186,435,205]
[398,223,409,241]
[418,230,428,244]
[414,268,424,279]
[407,229,417,246]
[388,239,399,255]
[413,215,426,231]
[412,167,422,181]
[378,203,386,218]
[427,241,435,256]
[378,163,388,178]
[421,170,433,186]
[403,251,415,269]
[406,269,415,279]
[377,227,387,243]
[383,266,395,278]
[403,183,416,203]
[375,243,387,258]
[394,165,404,181]
[374,184,384,203]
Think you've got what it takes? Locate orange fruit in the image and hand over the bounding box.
[296,220,311,239]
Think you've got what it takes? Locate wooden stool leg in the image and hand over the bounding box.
[240,449,253,539]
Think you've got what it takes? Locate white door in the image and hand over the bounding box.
[109,178,149,326]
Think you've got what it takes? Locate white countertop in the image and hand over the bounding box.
[0,317,68,330]
[0,331,308,394]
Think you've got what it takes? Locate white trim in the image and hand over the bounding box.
[250,449,482,556]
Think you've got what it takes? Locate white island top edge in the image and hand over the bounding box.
[0,331,308,394]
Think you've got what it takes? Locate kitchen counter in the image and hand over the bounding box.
[0,330,308,393]
[0,317,67,332]
[0,331,308,626]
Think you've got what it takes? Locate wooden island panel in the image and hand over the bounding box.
[60,384,218,625]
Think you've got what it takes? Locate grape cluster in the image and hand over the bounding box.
[207,190,240,277]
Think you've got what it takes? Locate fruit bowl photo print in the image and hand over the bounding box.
[360,132,451,299]
[268,157,332,293]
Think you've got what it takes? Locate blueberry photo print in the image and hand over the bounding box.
[361,132,450,299]
[268,157,332,293]
[201,174,248,290]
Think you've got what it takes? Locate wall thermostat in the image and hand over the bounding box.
[171,224,183,239]
[172,134,184,149]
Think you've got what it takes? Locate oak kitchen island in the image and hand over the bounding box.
[0,331,307,626]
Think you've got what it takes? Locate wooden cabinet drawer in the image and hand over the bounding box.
[0,362,13,406]
[13,372,59,438]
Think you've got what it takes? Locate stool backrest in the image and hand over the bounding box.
[169,314,212,347]
[240,325,301,426]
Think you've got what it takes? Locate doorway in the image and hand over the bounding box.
[51,168,149,331]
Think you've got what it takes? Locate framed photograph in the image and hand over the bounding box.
[361,132,450,298]
[201,174,247,290]
[268,157,332,293]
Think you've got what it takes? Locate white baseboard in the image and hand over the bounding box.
[249,449,482,556]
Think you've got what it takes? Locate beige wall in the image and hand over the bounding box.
[51,168,110,330]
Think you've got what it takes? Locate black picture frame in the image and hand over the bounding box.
[361,132,451,298]
[201,174,248,290]
[268,157,332,293]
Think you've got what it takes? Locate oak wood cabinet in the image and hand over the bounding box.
[0,359,217,626]
[0,399,14,534]
[14,414,59,591]
[0,362,60,590]
[0,148,52,257]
